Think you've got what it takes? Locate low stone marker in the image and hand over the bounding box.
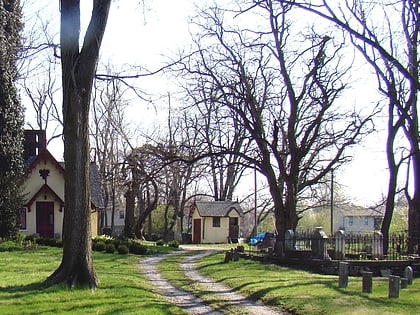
[388,275,400,298]
[404,266,413,285]
[339,261,349,288]
[400,278,408,289]
[232,250,239,261]
[224,250,232,263]
[362,271,373,293]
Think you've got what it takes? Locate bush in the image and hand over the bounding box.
[0,240,22,252]
[168,240,179,248]
[113,239,129,250]
[117,244,129,255]
[128,242,147,255]
[156,239,165,246]
[93,241,106,251]
[105,243,116,253]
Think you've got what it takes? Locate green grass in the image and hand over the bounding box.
[2,246,419,315]
[0,247,185,315]
[193,252,420,315]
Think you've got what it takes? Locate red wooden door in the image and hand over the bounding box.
[192,219,201,244]
[36,202,54,238]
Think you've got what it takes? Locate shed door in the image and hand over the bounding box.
[229,217,239,241]
[36,202,54,238]
[192,219,201,244]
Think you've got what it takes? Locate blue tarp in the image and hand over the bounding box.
[249,232,276,246]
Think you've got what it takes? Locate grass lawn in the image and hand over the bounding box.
[0,247,185,315]
[192,252,420,315]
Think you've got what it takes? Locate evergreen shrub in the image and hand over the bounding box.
[105,243,115,253]
[117,244,129,255]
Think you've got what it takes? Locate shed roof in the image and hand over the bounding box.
[194,200,243,217]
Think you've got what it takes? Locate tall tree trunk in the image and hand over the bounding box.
[123,188,136,238]
[45,0,111,289]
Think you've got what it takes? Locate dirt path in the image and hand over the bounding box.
[139,250,285,315]
[140,251,221,315]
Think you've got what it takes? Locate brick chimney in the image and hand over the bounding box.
[23,130,47,161]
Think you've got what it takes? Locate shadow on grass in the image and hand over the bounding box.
[0,281,45,293]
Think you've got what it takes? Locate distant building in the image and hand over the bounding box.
[189,200,243,243]
[335,204,383,234]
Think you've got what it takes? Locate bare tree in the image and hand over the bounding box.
[19,3,62,144]
[91,67,131,236]
[45,0,111,289]
[177,1,374,240]
[184,83,252,201]
[289,0,420,253]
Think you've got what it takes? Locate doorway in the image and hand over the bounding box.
[36,202,54,238]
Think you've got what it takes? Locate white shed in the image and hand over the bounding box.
[190,200,243,244]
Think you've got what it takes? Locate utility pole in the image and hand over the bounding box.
[253,165,257,236]
[330,170,334,235]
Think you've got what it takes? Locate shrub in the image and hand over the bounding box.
[25,234,38,243]
[117,244,129,255]
[93,241,106,251]
[156,239,165,246]
[129,242,147,255]
[13,234,26,246]
[0,240,22,252]
[105,243,116,253]
[168,240,179,248]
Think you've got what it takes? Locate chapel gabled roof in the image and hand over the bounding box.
[24,148,104,210]
[24,148,65,177]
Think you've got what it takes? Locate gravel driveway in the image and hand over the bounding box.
[139,250,285,315]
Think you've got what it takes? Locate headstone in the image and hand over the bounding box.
[312,227,330,260]
[334,230,346,260]
[404,266,413,285]
[232,250,239,261]
[285,230,294,251]
[388,275,400,298]
[372,231,384,259]
[362,271,373,293]
[339,261,349,288]
[224,250,232,263]
[400,278,408,289]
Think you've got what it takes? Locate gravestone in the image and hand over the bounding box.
[400,278,408,289]
[224,250,232,263]
[312,227,330,260]
[334,230,346,260]
[388,275,400,298]
[232,250,239,261]
[404,266,413,285]
[339,261,349,288]
[285,230,294,251]
[372,231,384,259]
[362,271,373,293]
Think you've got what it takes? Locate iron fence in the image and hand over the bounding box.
[287,231,420,260]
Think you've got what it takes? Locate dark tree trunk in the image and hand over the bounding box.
[123,189,136,238]
[45,0,111,289]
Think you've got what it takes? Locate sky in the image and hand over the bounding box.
[20,0,391,205]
